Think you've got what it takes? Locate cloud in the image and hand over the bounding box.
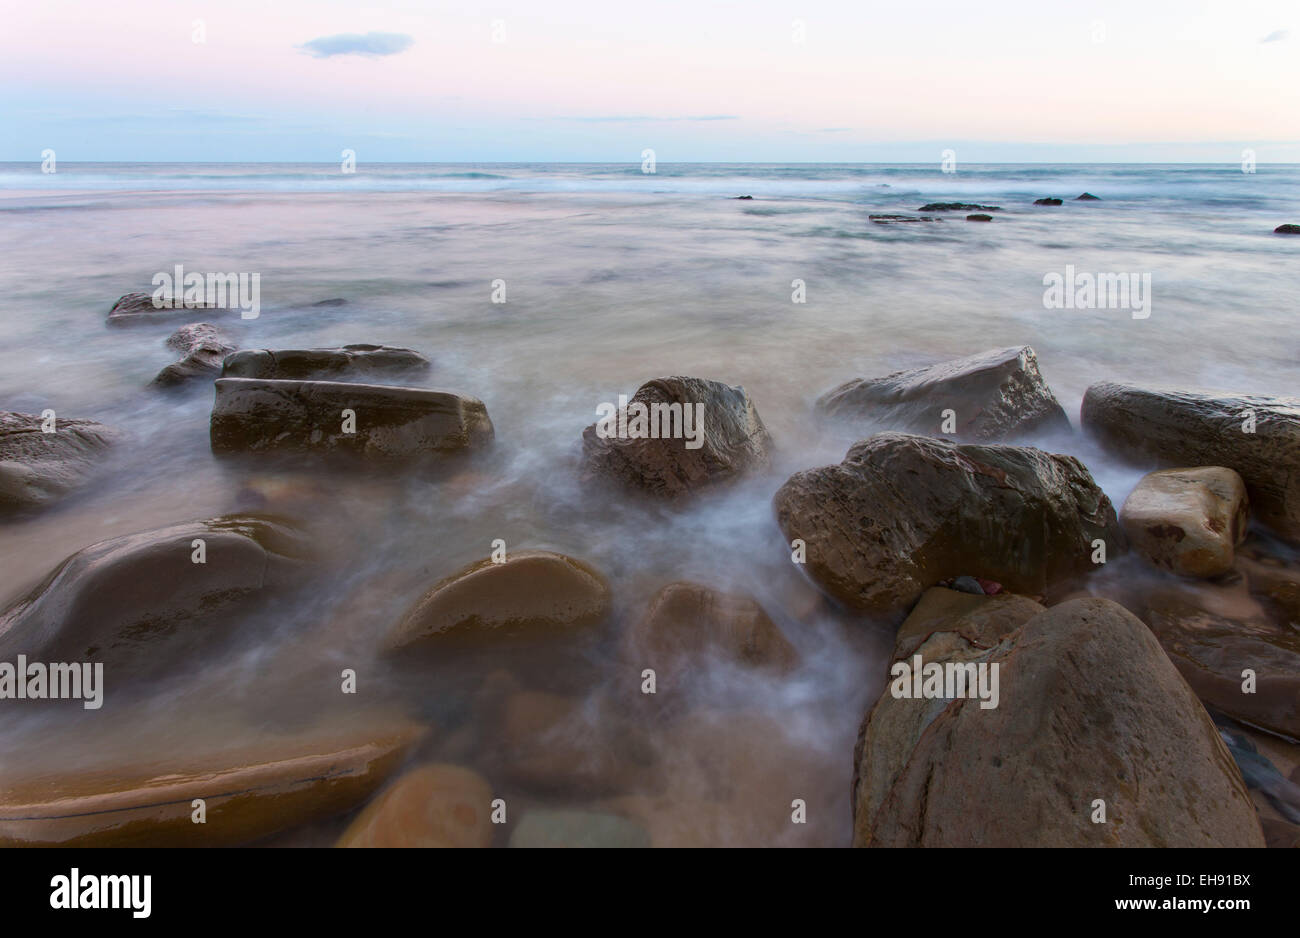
[1260,29,1288,43]
[300,32,414,58]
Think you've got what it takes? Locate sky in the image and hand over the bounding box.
[1,0,1296,162]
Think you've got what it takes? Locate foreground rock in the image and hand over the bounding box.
[0,717,424,846]
[509,810,650,848]
[0,516,311,670]
[384,550,610,652]
[581,376,771,498]
[336,764,493,848]
[0,412,117,517]
[854,597,1264,846]
[1121,467,1249,577]
[918,202,1000,212]
[106,291,227,327]
[1082,382,1300,540]
[210,378,493,461]
[221,345,431,381]
[152,323,237,388]
[816,347,1071,441]
[774,433,1121,616]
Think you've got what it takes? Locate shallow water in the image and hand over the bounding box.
[1,162,1298,845]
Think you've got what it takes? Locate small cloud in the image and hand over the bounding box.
[1260,29,1288,43]
[300,32,414,58]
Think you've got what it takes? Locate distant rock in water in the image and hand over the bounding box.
[152,323,237,389]
[918,202,1000,212]
[1075,192,1102,201]
[734,195,753,200]
[1033,197,1064,206]
[106,291,227,327]
[816,346,1072,442]
[1276,224,1300,235]
[221,345,431,381]
[311,298,348,307]
[0,411,117,517]
[868,214,940,224]
[966,213,993,222]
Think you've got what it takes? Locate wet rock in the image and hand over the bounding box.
[918,202,1000,212]
[774,433,1120,617]
[1236,537,1300,624]
[509,810,650,848]
[221,345,431,381]
[868,214,939,223]
[816,346,1071,442]
[734,195,753,200]
[1033,197,1063,206]
[311,298,348,307]
[1075,192,1102,201]
[106,291,226,327]
[0,412,117,517]
[1216,725,1300,825]
[581,376,771,498]
[383,550,610,652]
[210,378,492,462]
[1081,381,1300,541]
[966,213,993,222]
[1121,467,1249,577]
[152,323,237,388]
[0,515,311,670]
[949,576,984,595]
[892,587,1045,660]
[336,764,493,847]
[854,597,1265,846]
[0,716,424,846]
[1275,224,1300,235]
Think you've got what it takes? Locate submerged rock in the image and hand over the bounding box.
[1033,197,1063,206]
[210,378,493,461]
[773,432,1121,617]
[868,214,939,223]
[816,346,1071,442]
[221,345,431,381]
[336,764,493,848]
[918,202,1000,212]
[581,376,771,498]
[854,597,1264,846]
[152,323,237,388]
[383,550,610,652]
[0,411,117,517]
[1121,467,1250,577]
[1275,224,1300,235]
[509,810,650,848]
[1082,381,1300,541]
[966,213,993,222]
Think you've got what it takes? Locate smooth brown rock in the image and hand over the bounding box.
[773,433,1122,617]
[221,345,430,381]
[1082,381,1300,541]
[384,550,610,652]
[0,411,117,516]
[817,347,1071,442]
[893,586,1046,660]
[854,598,1264,847]
[336,764,493,848]
[581,376,771,498]
[1121,467,1249,577]
[210,378,493,461]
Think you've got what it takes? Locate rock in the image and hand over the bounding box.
[1275,224,1300,235]
[1081,382,1300,541]
[0,716,424,846]
[0,412,117,517]
[210,378,493,461]
[152,323,237,388]
[965,213,993,222]
[509,810,650,848]
[854,597,1265,846]
[1216,726,1300,825]
[0,515,311,670]
[1236,538,1300,624]
[1120,467,1249,577]
[624,582,798,684]
[336,764,493,847]
[220,345,431,381]
[580,376,771,498]
[949,576,984,595]
[106,291,225,327]
[918,203,1000,212]
[1033,197,1063,206]
[311,298,348,307]
[383,550,610,652]
[773,433,1122,617]
[868,214,939,223]
[1075,192,1102,201]
[816,347,1071,442]
[734,195,753,200]
[892,587,1045,660]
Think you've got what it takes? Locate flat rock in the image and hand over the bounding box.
[1081,381,1300,541]
[336,764,493,848]
[210,378,493,461]
[509,810,651,848]
[918,202,1000,212]
[816,346,1071,441]
[773,432,1121,616]
[868,214,939,223]
[966,214,993,222]
[1033,197,1063,206]
[581,376,771,498]
[221,345,431,381]
[0,411,117,516]
[106,291,227,327]
[1121,467,1250,577]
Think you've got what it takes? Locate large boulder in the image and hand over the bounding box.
[106,291,227,327]
[152,323,237,388]
[0,412,117,517]
[210,378,493,461]
[221,345,431,381]
[1120,467,1249,577]
[0,516,311,670]
[816,347,1071,442]
[581,376,771,498]
[383,550,610,652]
[336,764,493,848]
[1081,382,1300,541]
[773,433,1122,617]
[853,597,1265,846]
